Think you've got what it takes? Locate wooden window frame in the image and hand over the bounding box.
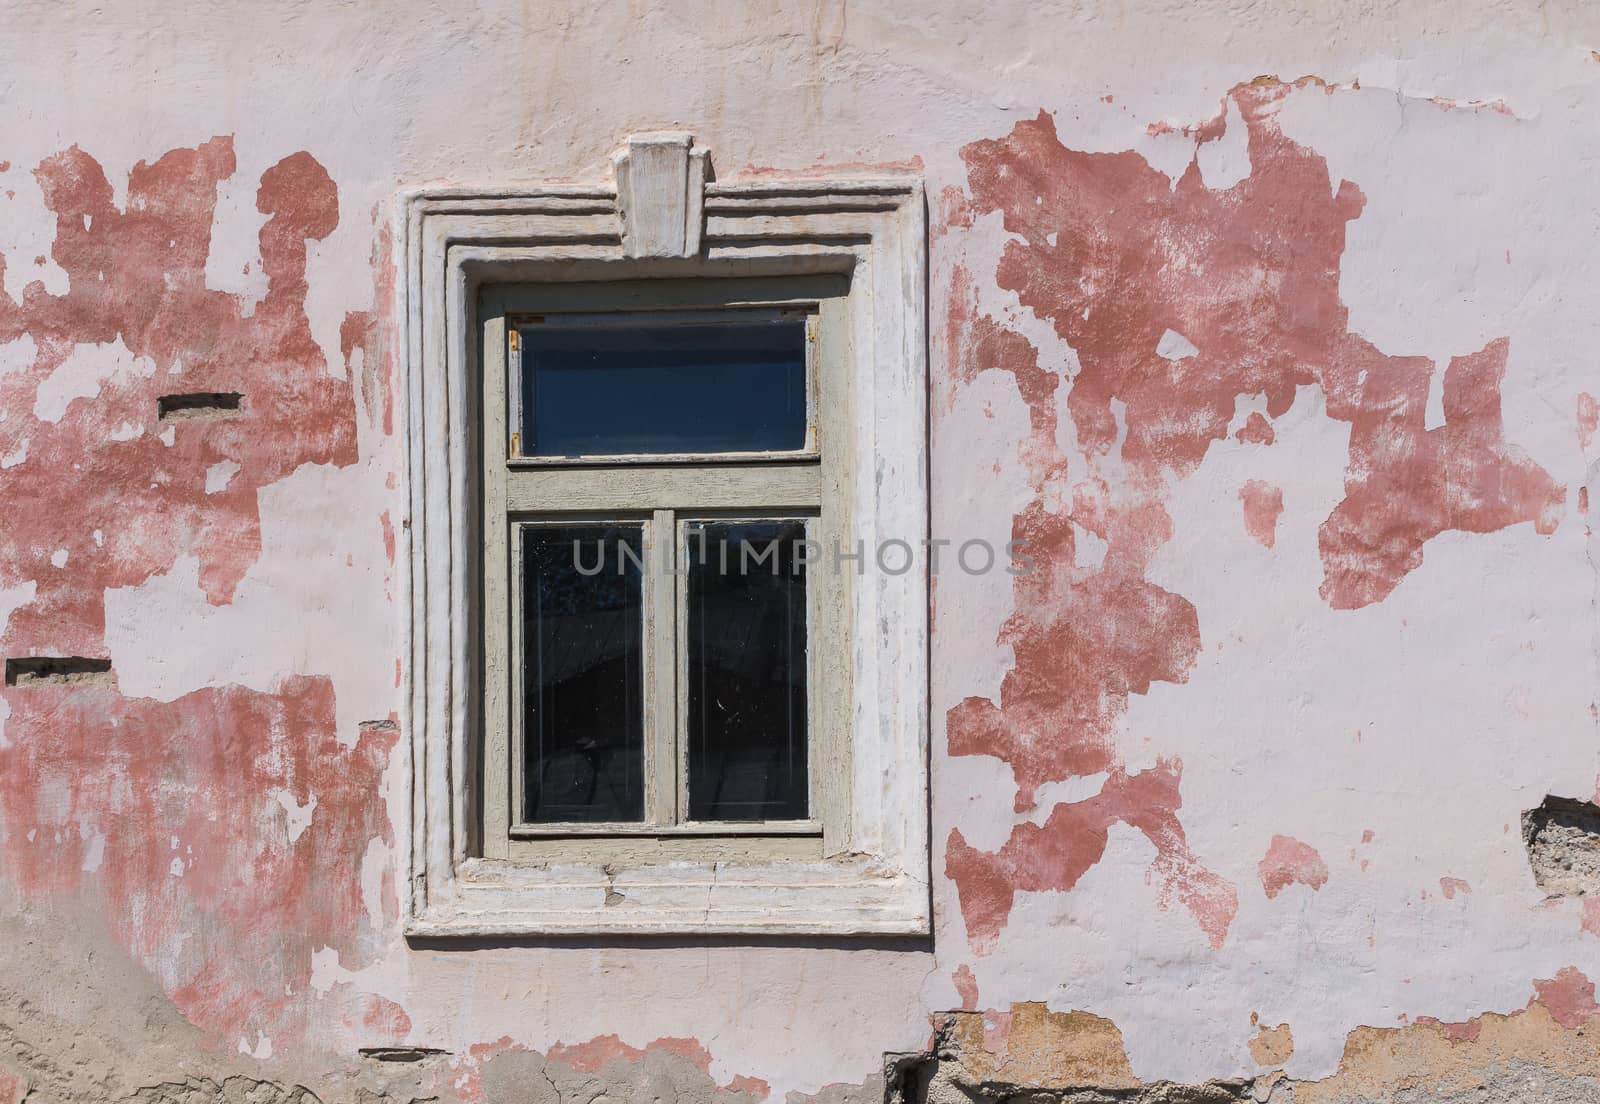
[480,280,852,865]
[400,135,928,936]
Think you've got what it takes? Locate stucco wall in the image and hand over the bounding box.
[0,2,1598,1101]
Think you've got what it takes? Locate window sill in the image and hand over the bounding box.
[405,856,928,938]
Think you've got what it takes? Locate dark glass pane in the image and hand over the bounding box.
[686,520,808,821]
[522,524,645,823]
[520,319,807,456]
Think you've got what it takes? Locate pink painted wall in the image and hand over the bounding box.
[0,3,1597,1100]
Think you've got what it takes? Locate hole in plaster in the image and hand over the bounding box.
[359,1047,449,1063]
[4,656,113,687]
[157,391,243,421]
[1524,795,1600,897]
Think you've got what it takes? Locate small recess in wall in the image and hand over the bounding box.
[358,1047,448,1063]
[4,656,113,687]
[157,392,244,421]
[1524,795,1600,897]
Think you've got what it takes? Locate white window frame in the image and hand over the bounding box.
[400,133,928,936]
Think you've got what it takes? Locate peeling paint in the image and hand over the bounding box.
[0,138,389,1054]
[1239,479,1284,549]
[0,6,1595,1100]
[1259,834,1329,899]
[1248,1016,1294,1068]
[942,79,1565,962]
[0,138,357,656]
[0,680,398,1043]
[903,979,1600,1103]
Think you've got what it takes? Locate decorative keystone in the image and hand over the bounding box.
[613,132,709,259]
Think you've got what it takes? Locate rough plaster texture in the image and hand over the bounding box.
[1,1,1599,1101]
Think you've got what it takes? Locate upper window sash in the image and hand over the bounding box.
[505,301,828,467]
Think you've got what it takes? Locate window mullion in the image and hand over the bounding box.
[646,508,680,826]
[676,519,691,826]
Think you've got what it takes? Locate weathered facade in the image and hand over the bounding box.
[1,2,1598,1101]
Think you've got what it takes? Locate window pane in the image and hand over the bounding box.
[522,524,645,823]
[686,520,808,821]
[520,319,807,456]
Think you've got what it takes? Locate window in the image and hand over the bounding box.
[402,133,928,935]
[479,283,852,864]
